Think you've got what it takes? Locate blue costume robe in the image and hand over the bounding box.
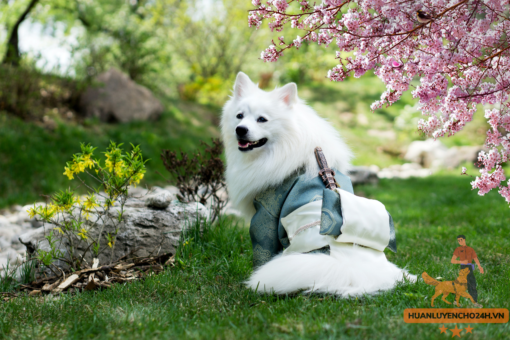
[250,168,397,268]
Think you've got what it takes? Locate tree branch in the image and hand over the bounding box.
[2,0,40,66]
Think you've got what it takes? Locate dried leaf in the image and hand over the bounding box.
[114,263,135,271]
[57,274,80,290]
[84,277,99,291]
[98,281,112,288]
[95,271,105,280]
[135,264,164,272]
[165,254,175,266]
[42,280,61,292]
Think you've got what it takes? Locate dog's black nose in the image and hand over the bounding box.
[236,126,248,137]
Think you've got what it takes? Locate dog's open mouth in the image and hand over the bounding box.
[238,138,268,151]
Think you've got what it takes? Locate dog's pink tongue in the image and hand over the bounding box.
[238,141,250,147]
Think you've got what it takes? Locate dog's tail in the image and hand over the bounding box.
[246,251,416,297]
[421,272,440,286]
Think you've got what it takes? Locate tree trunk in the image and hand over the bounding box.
[2,0,40,66]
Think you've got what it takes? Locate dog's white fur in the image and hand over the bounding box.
[222,72,415,296]
[221,72,353,218]
[245,250,413,296]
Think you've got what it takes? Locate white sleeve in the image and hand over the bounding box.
[333,188,390,252]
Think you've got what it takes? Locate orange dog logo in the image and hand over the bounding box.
[422,268,482,308]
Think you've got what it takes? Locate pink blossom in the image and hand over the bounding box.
[260,45,280,62]
[249,0,510,204]
[293,35,303,48]
[248,13,262,28]
[273,0,288,12]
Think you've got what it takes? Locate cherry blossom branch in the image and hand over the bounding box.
[249,0,510,204]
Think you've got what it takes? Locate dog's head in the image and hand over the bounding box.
[458,267,471,282]
[221,71,352,217]
[221,72,299,154]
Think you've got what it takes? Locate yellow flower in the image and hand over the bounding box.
[81,154,95,169]
[27,206,38,219]
[129,172,144,187]
[83,195,99,211]
[72,161,86,173]
[55,227,64,235]
[108,240,115,248]
[49,204,58,214]
[105,154,114,172]
[35,204,56,221]
[63,167,74,180]
[114,160,124,174]
[40,204,58,219]
[57,202,74,213]
[105,160,113,172]
[77,228,89,240]
[105,154,124,175]
[83,158,95,169]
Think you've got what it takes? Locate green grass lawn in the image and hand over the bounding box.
[1,175,509,339]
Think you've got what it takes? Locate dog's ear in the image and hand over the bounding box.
[233,72,256,99]
[277,83,298,106]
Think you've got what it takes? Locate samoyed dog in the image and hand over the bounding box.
[221,72,415,296]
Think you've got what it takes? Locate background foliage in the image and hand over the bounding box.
[0,0,494,207]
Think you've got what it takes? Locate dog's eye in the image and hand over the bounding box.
[236,113,244,119]
[257,117,268,123]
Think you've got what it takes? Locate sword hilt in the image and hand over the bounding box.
[314,147,337,190]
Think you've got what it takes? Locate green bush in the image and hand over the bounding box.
[0,65,84,121]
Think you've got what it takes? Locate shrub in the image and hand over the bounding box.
[0,65,85,121]
[27,142,147,274]
[161,139,227,223]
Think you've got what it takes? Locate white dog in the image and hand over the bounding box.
[221,72,415,296]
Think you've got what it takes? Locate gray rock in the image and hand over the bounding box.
[404,139,484,170]
[18,199,208,269]
[0,224,23,250]
[0,249,22,267]
[404,139,449,169]
[348,166,379,185]
[450,145,484,168]
[163,186,180,196]
[0,215,9,226]
[144,188,173,209]
[378,163,432,179]
[79,68,164,123]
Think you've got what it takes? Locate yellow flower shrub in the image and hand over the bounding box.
[27,142,148,270]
